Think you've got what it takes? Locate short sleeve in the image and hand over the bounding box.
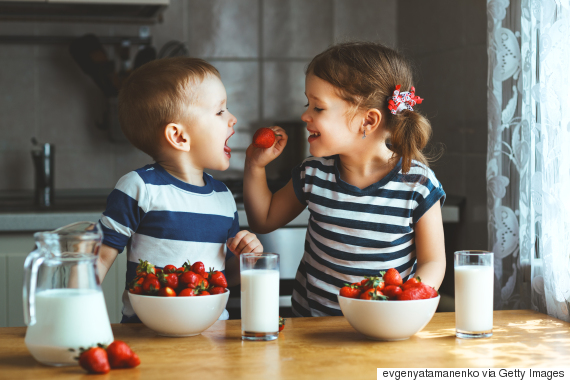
[99,172,148,253]
[412,174,446,224]
[291,160,308,205]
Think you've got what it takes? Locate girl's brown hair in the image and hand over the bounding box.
[306,41,432,174]
[118,57,220,159]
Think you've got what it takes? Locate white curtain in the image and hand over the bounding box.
[487,0,570,321]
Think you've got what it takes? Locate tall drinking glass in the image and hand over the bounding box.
[240,253,280,341]
[454,250,494,339]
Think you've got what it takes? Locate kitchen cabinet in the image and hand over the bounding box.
[0,310,568,378]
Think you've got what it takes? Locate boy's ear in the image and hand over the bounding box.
[164,123,190,152]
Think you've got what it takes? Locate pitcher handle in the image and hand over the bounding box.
[22,248,45,326]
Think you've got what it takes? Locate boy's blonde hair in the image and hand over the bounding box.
[118,57,220,159]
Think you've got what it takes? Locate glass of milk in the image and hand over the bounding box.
[240,253,280,341]
[454,250,494,339]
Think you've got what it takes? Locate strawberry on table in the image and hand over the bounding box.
[106,340,141,369]
[78,346,110,374]
[279,316,286,332]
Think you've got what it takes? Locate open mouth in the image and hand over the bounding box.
[308,130,321,143]
[224,132,234,157]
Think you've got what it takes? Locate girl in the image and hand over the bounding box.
[243,42,446,317]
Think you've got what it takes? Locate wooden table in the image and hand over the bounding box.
[1,310,569,379]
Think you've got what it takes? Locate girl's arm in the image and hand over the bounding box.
[413,202,446,289]
[244,126,306,234]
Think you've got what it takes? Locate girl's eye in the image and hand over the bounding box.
[216,110,225,116]
[314,107,323,112]
[304,103,309,107]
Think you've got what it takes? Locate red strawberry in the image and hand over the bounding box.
[180,271,202,289]
[198,290,210,296]
[158,286,177,297]
[78,346,110,374]
[382,268,403,286]
[402,276,422,290]
[359,288,387,300]
[158,272,179,289]
[383,284,403,299]
[339,284,362,299]
[178,288,197,297]
[279,316,286,332]
[252,127,279,149]
[361,275,384,291]
[142,275,161,295]
[106,340,140,369]
[128,275,145,295]
[191,261,206,276]
[135,259,155,277]
[209,269,228,288]
[210,286,226,295]
[162,264,177,274]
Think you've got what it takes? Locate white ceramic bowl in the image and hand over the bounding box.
[128,290,230,337]
[338,295,440,341]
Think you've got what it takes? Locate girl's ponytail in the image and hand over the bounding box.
[389,110,432,174]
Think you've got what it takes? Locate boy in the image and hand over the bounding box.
[96,57,262,322]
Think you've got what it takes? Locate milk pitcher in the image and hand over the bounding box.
[23,222,114,366]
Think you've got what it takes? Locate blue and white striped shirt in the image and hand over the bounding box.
[291,155,445,317]
[100,163,239,320]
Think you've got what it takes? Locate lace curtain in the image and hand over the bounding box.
[487,0,570,321]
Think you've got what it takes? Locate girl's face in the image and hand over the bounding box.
[301,74,362,157]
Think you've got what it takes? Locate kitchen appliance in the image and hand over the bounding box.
[23,221,114,366]
[31,139,55,209]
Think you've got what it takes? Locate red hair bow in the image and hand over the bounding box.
[387,85,423,115]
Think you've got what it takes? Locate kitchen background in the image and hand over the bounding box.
[0,0,487,325]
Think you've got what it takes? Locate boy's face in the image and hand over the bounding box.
[187,75,237,171]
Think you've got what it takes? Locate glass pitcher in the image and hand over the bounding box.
[23,221,114,366]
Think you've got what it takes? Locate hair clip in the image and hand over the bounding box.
[387,85,423,115]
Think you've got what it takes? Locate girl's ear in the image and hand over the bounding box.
[362,108,383,134]
[164,123,190,152]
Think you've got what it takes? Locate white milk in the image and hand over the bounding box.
[454,265,494,333]
[241,269,280,333]
[25,288,114,365]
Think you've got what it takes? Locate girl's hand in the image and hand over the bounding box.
[227,230,264,255]
[245,126,288,169]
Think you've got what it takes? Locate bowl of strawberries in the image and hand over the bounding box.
[127,260,230,337]
[338,268,440,341]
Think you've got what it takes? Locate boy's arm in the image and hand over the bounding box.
[97,244,119,282]
[413,202,446,289]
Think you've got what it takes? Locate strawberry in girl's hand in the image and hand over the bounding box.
[106,340,140,369]
[252,127,280,149]
[78,346,110,374]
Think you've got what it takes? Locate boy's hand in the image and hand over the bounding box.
[245,126,288,169]
[227,230,263,255]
